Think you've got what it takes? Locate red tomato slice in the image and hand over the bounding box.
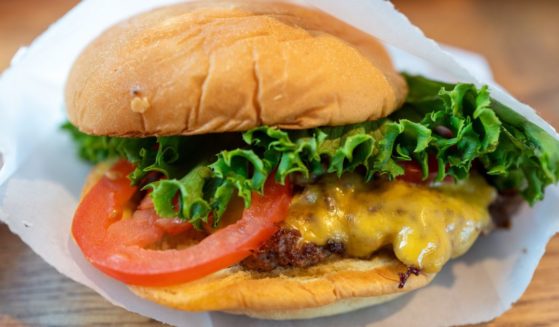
[106,210,164,247]
[72,160,292,286]
[135,195,193,235]
[397,160,426,184]
[397,156,450,184]
[154,216,193,236]
[137,195,155,209]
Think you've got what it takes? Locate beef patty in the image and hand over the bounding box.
[241,192,522,272]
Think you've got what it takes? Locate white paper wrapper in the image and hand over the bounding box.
[1,1,558,326]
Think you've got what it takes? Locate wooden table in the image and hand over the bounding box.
[1,0,558,326]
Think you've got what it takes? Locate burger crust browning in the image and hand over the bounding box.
[66,1,407,137]
[130,255,434,319]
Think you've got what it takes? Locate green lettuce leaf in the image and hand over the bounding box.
[403,75,559,203]
[64,75,559,226]
[145,166,212,229]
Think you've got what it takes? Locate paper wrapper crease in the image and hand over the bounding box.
[0,1,558,326]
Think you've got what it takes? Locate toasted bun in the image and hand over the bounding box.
[66,1,407,137]
[130,255,434,320]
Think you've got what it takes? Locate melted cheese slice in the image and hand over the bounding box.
[284,174,496,273]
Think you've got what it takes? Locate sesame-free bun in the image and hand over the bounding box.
[65,1,407,137]
[131,254,434,320]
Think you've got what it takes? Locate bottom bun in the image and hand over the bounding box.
[230,293,402,320]
[130,254,434,320]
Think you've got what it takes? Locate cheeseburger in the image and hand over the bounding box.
[63,1,559,320]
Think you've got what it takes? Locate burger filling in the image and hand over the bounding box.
[243,173,495,273]
[65,75,559,287]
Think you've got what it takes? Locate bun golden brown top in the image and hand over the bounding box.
[66,1,407,137]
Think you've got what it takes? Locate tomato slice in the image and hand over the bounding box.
[135,195,193,235]
[397,155,449,184]
[72,160,292,286]
[397,160,426,184]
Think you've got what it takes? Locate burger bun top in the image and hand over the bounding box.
[65,1,408,136]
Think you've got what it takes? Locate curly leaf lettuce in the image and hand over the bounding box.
[403,75,559,203]
[64,75,559,226]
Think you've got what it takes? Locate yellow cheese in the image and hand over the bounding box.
[284,173,496,273]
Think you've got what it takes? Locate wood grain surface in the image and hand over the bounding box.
[0,0,558,326]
